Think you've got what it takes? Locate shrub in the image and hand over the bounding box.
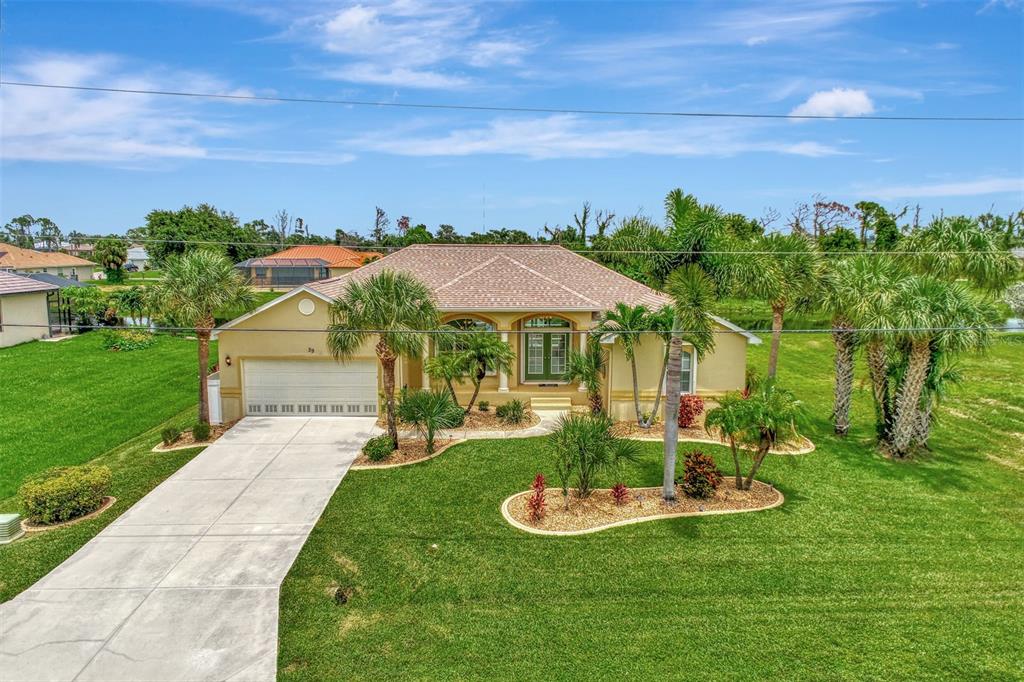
[611,482,629,506]
[478,400,490,412]
[677,450,722,499]
[496,399,526,425]
[192,421,211,442]
[363,434,395,462]
[677,394,705,429]
[19,465,112,525]
[531,473,546,493]
[550,413,640,498]
[527,489,546,523]
[397,389,464,453]
[161,426,182,446]
[101,329,155,351]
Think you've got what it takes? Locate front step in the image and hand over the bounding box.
[529,396,573,411]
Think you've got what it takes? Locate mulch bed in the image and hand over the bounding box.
[352,438,455,468]
[610,420,813,454]
[376,409,541,432]
[505,481,781,534]
[153,421,237,452]
[21,496,118,534]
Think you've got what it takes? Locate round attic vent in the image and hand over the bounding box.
[298,298,315,316]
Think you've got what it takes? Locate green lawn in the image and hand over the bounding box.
[279,334,1024,680]
[0,409,203,601]
[0,332,206,499]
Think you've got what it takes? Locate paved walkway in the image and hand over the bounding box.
[0,417,379,682]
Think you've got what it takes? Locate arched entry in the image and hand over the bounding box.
[521,316,571,382]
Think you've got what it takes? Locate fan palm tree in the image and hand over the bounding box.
[455,332,515,414]
[599,302,650,425]
[328,270,440,448]
[563,333,606,414]
[662,265,717,500]
[150,250,255,425]
[735,233,824,378]
[913,350,962,449]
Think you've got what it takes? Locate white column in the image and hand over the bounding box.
[499,330,510,392]
[421,337,431,390]
[578,328,587,391]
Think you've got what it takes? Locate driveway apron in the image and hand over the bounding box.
[0,417,379,682]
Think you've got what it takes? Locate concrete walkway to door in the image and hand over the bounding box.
[0,417,380,682]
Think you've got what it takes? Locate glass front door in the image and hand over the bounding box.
[523,317,571,381]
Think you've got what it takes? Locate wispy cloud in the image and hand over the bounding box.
[1,52,354,166]
[343,114,846,160]
[791,88,875,117]
[862,176,1024,199]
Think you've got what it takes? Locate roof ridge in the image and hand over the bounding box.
[502,253,602,307]
[434,255,502,291]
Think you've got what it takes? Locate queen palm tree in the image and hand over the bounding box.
[599,302,650,425]
[328,270,440,449]
[662,265,717,500]
[150,250,255,425]
[563,333,606,414]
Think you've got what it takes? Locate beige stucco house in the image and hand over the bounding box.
[0,243,95,281]
[214,244,760,423]
[0,271,57,347]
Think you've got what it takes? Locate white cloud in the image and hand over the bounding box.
[863,177,1024,200]
[790,88,875,117]
[342,114,845,160]
[1,52,354,166]
[745,36,770,46]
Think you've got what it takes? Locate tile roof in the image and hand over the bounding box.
[263,245,381,269]
[0,270,59,295]
[308,244,670,311]
[0,243,95,269]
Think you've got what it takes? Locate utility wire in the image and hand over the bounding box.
[3,81,1022,122]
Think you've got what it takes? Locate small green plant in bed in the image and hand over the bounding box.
[496,399,526,425]
[478,400,490,412]
[397,390,464,454]
[192,421,211,442]
[19,464,112,525]
[363,434,395,462]
[161,426,182,446]
[101,328,155,351]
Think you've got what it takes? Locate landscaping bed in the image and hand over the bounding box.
[377,409,541,432]
[352,438,457,468]
[153,421,236,452]
[611,420,814,454]
[503,480,782,534]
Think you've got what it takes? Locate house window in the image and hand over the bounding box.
[523,317,571,381]
[680,351,694,394]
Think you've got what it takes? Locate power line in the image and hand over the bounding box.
[3,81,1022,122]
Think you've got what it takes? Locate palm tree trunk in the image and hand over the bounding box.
[465,376,483,415]
[662,332,683,500]
[196,327,212,424]
[729,440,742,490]
[865,338,892,444]
[588,390,603,415]
[643,345,670,428]
[377,341,399,449]
[831,320,855,436]
[630,355,643,425]
[892,339,931,457]
[444,379,458,405]
[914,402,933,449]
[742,443,771,490]
[767,304,785,379]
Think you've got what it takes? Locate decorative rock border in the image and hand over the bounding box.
[625,433,816,456]
[350,439,465,470]
[20,496,118,534]
[152,439,216,453]
[500,484,784,536]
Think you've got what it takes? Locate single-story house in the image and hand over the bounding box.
[0,243,95,281]
[0,271,58,347]
[126,244,150,270]
[235,245,380,288]
[214,244,760,423]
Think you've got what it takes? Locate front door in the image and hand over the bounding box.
[523,317,570,381]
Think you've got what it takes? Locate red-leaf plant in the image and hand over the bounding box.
[610,482,629,506]
[677,394,706,429]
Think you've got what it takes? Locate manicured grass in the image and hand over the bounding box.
[279,334,1024,680]
[0,332,207,499]
[0,409,203,601]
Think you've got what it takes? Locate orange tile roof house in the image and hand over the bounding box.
[235,244,381,288]
[0,244,96,281]
[214,244,760,424]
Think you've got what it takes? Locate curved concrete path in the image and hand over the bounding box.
[0,417,380,682]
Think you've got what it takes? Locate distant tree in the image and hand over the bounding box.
[397,216,411,235]
[594,208,616,239]
[94,237,129,283]
[978,210,1024,249]
[722,213,763,242]
[372,207,390,243]
[66,230,88,248]
[112,286,147,324]
[273,209,293,248]
[573,202,592,245]
[404,224,433,245]
[335,228,370,246]
[463,228,536,244]
[856,202,902,251]
[36,219,63,251]
[2,214,39,248]
[141,204,253,266]
[435,224,461,243]
[818,227,860,253]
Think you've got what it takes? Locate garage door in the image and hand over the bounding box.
[244,359,378,417]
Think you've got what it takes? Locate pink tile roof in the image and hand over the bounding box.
[0,270,59,296]
[264,245,381,269]
[308,244,670,311]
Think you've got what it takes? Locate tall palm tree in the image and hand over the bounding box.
[455,332,515,414]
[662,265,717,500]
[563,333,606,415]
[150,250,255,425]
[640,304,675,428]
[328,270,440,448]
[599,302,650,425]
[735,233,824,378]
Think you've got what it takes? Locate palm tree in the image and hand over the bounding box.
[328,270,440,448]
[396,389,464,454]
[599,302,650,425]
[563,333,606,414]
[640,304,675,428]
[424,352,466,405]
[150,250,255,425]
[735,233,823,378]
[661,265,717,500]
[456,332,515,414]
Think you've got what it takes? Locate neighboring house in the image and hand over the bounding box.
[214,244,760,423]
[126,243,150,270]
[64,243,95,259]
[235,245,381,288]
[0,271,58,347]
[0,243,95,281]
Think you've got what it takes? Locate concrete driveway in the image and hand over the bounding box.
[0,417,379,682]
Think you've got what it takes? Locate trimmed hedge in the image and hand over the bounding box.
[19,465,112,525]
[363,434,394,462]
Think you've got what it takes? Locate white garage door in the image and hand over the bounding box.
[244,359,378,417]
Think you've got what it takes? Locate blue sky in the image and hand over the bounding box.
[2,0,1022,238]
